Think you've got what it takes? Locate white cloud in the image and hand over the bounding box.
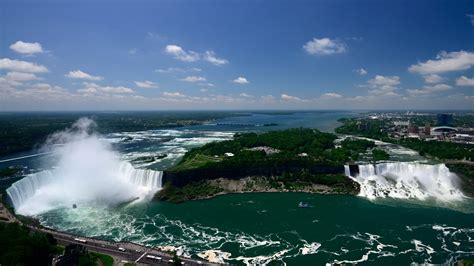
[303,37,346,55]
[281,93,302,101]
[163,91,186,98]
[155,67,201,74]
[423,74,444,84]
[165,45,199,62]
[129,48,137,55]
[456,76,474,86]
[239,93,253,98]
[204,51,228,66]
[0,58,48,73]
[78,82,134,94]
[367,75,400,96]
[65,70,103,81]
[10,41,44,54]
[232,77,249,84]
[5,72,41,81]
[467,14,474,26]
[321,92,343,98]
[198,82,214,87]
[181,76,206,82]
[354,68,367,75]
[408,51,474,74]
[134,80,158,88]
[406,84,453,95]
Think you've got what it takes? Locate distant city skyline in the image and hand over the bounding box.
[1,0,473,111]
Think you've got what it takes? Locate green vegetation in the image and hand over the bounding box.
[0,222,60,266]
[159,129,371,202]
[372,149,390,161]
[156,181,224,202]
[340,138,376,161]
[0,166,21,179]
[0,111,239,156]
[335,118,474,161]
[171,153,223,172]
[90,252,114,266]
[446,163,474,197]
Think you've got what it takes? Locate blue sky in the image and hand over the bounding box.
[1,0,473,110]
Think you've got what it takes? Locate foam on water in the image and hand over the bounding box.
[6,118,163,215]
[346,162,465,202]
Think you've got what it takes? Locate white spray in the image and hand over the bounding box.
[6,118,162,215]
[346,162,465,202]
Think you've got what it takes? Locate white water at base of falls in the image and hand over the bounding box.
[345,162,465,202]
[6,161,163,215]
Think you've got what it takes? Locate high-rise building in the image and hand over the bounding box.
[424,123,431,136]
[437,113,453,126]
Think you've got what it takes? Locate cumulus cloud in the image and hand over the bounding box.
[367,75,400,96]
[423,74,444,84]
[65,70,103,81]
[163,91,186,98]
[4,71,41,81]
[77,82,134,95]
[181,76,206,82]
[354,68,368,75]
[321,92,343,98]
[406,84,453,95]
[204,51,228,66]
[134,80,158,89]
[0,58,48,73]
[281,93,302,101]
[408,51,474,74]
[239,93,253,98]
[10,41,44,54]
[128,48,137,55]
[155,67,201,74]
[303,37,346,55]
[232,77,249,84]
[456,76,474,86]
[165,45,200,62]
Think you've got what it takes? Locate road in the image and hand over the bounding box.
[0,200,223,266]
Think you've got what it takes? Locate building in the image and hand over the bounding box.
[437,113,453,126]
[424,123,431,136]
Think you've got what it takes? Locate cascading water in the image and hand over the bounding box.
[118,161,163,188]
[345,162,465,201]
[5,118,163,216]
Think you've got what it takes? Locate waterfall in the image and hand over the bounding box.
[344,162,465,201]
[344,165,350,177]
[6,162,163,214]
[118,162,163,189]
[6,171,55,210]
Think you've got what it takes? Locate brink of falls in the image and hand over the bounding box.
[344,162,465,201]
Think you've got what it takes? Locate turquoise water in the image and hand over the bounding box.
[38,193,474,265]
[4,111,474,264]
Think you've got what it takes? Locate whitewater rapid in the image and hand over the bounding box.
[345,162,465,201]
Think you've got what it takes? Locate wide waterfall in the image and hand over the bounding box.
[345,162,465,201]
[5,118,164,216]
[6,162,163,215]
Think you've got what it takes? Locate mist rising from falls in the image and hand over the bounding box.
[6,118,163,216]
[345,162,465,202]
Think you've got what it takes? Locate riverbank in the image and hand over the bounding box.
[0,199,223,266]
[155,175,359,203]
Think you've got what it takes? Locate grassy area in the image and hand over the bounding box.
[90,252,114,266]
[170,153,223,172]
[156,181,224,203]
